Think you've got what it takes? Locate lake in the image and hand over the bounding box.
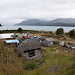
[0,25,75,32]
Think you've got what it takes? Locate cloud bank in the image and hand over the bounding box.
[0,0,75,25]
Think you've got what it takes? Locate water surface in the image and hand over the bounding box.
[0,25,75,32]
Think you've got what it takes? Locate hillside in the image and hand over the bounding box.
[50,18,75,23]
[17,19,49,25]
[16,18,75,27]
[0,32,75,75]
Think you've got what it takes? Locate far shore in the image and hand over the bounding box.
[17,24,75,27]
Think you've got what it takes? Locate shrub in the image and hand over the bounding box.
[56,35,64,38]
[23,59,45,70]
[67,62,75,75]
[17,28,23,33]
[68,29,75,38]
[23,61,37,70]
[56,28,64,35]
[0,31,3,33]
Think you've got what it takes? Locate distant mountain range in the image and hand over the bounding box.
[17,18,75,27]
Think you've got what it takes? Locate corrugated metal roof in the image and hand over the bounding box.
[4,39,19,44]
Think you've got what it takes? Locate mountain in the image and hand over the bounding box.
[49,18,75,24]
[17,18,75,27]
[17,19,49,25]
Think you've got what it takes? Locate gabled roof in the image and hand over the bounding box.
[4,39,19,44]
[17,39,41,52]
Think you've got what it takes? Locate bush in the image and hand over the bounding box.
[67,62,75,75]
[56,28,64,35]
[23,59,45,70]
[68,29,75,38]
[17,28,23,33]
[0,31,3,33]
[56,35,64,38]
[23,61,37,70]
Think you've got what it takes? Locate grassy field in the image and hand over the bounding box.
[0,39,75,75]
[0,30,75,75]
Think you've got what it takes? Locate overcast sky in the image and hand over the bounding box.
[0,0,75,25]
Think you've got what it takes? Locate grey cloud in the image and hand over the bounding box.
[0,0,75,25]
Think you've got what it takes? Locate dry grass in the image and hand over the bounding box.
[0,33,75,75]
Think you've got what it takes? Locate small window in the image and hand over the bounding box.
[28,51,35,57]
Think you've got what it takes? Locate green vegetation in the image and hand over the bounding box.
[0,40,75,75]
[0,29,75,75]
[23,61,37,70]
[67,61,75,75]
[56,28,64,35]
[55,35,64,38]
[17,28,23,33]
[0,29,42,34]
[68,29,75,38]
[23,59,44,70]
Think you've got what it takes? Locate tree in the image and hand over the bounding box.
[68,29,75,38]
[56,28,64,35]
[17,28,23,33]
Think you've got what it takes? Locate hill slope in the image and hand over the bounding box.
[17,19,49,25]
[50,18,75,23]
[17,18,75,27]
[0,39,75,75]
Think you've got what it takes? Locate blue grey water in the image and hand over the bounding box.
[0,25,75,32]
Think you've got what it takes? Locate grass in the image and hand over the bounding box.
[0,40,75,75]
[0,30,41,34]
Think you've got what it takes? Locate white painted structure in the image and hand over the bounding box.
[60,42,64,46]
[0,33,14,39]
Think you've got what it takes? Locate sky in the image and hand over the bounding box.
[0,0,75,25]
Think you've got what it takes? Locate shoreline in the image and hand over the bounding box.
[17,24,75,27]
[0,25,75,32]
